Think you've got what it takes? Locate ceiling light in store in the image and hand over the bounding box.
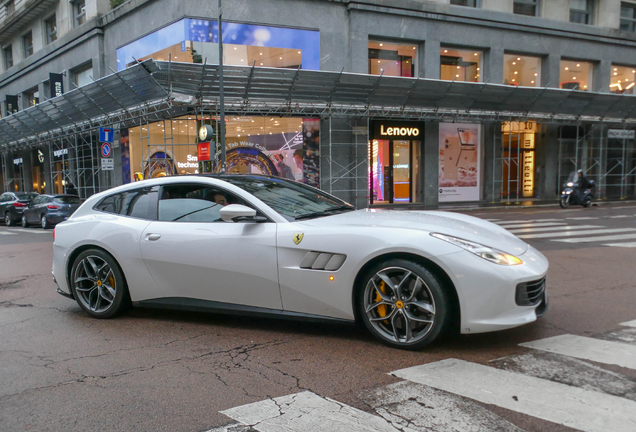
[584,85,587,88]
[614,68,618,71]
[378,60,381,63]
[477,67,480,71]
[564,67,569,71]
[457,66,460,69]
[633,70,636,73]
[573,77,577,80]
[280,57,282,59]
[618,80,621,83]
[614,72,618,75]
[531,80,535,84]
[413,47,416,50]
[626,78,630,81]
[261,127,263,129]
[298,51,301,54]
[269,132,272,135]
[260,63,263,65]
[512,62,516,65]
[259,52,263,55]
[241,59,244,61]
[238,134,240,137]
[514,71,518,74]
[456,74,459,78]
[627,82,635,90]
[379,43,383,46]
[512,79,515,82]
[474,53,478,56]
[234,47,237,50]
[534,73,538,76]
[576,64,580,67]
[517,57,521,61]
[444,50,448,53]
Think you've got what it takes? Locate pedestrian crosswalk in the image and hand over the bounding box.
[493,218,636,248]
[207,320,636,432]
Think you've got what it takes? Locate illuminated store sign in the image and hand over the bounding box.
[380,125,420,137]
[177,154,199,168]
[522,151,535,198]
[13,157,23,165]
[372,121,424,140]
[54,148,69,157]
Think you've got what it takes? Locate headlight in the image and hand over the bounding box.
[431,233,523,266]
[567,182,574,187]
[565,190,572,194]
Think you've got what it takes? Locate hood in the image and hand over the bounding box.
[300,209,528,256]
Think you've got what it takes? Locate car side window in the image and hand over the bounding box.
[157,184,248,223]
[32,196,42,205]
[94,187,158,220]
[0,194,8,202]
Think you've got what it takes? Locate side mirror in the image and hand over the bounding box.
[220,204,257,222]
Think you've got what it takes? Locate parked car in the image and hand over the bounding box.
[52,175,549,350]
[1,192,38,226]
[22,194,81,229]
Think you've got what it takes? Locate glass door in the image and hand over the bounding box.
[370,140,413,204]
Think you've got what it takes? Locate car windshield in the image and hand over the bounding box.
[221,176,355,220]
[54,196,80,204]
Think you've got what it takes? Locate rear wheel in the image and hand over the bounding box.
[41,214,50,229]
[70,249,129,318]
[583,197,592,208]
[5,212,15,226]
[357,259,450,350]
[21,215,29,227]
[559,196,570,209]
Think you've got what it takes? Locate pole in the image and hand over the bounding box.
[218,0,226,173]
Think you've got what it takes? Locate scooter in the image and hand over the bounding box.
[560,172,594,208]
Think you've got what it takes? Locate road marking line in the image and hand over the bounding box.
[609,215,633,218]
[495,219,560,225]
[392,359,636,432]
[555,233,636,243]
[566,217,600,220]
[221,391,400,432]
[604,242,636,248]
[0,231,18,236]
[497,222,567,229]
[621,320,636,328]
[517,228,636,239]
[520,335,636,370]
[485,218,501,222]
[508,225,602,234]
[11,229,50,234]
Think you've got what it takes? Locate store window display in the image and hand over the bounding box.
[610,65,636,94]
[503,54,541,87]
[440,48,482,82]
[560,60,593,91]
[368,41,417,77]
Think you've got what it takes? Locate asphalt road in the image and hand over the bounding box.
[1,203,636,432]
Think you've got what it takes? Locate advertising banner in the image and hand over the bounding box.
[439,123,481,202]
[49,73,64,98]
[198,142,211,161]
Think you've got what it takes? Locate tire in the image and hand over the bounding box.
[583,197,592,208]
[21,215,29,228]
[70,249,130,319]
[5,212,15,226]
[41,214,51,229]
[559,196,570,209]
[356,259,451,350]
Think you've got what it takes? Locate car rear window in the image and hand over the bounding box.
[54,196,80,204]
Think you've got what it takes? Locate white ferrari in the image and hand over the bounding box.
[52,175,548,350]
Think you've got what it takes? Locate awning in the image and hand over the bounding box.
[2,59,636,151]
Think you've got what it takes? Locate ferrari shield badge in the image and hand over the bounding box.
[293,232,304,245]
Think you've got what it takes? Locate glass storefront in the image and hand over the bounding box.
[369,122,422,204]
[440,48,482,82]
[560,60,593,91]
[610,65,636,94]
[368,41,417,77]
[128,115,320,187]
[503,54,541,87]
[117,19,320,71]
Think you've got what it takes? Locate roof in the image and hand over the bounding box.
[1,59,636,151]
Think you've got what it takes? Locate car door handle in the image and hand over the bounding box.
[146,233,162,241]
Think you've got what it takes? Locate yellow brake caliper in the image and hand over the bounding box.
[375,280,388,319]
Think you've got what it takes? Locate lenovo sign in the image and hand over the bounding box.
[372,121,425,140]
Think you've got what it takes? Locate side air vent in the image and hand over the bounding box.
[299,251,347,271]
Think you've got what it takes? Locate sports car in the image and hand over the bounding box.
[52,175,548,350]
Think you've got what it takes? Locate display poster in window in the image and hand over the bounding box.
[220,118,320,188]
[439,123,481,202]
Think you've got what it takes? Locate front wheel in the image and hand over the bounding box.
[5,212,15,226]
[41,214,51,229]
[559,195,570,209]
[70,249,129,318]
[357,259,450,350]
[21,215,29,228]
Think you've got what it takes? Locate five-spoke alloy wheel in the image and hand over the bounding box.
[358,259,449,350]
[70,249,128,318]
[41,214,50,229]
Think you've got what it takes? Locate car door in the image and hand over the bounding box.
[24,196,37,223]
[139,183,281,310]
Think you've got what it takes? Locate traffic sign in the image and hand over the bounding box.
[99,128,113,143]
[101,158,114,170]
[101,142,112,158]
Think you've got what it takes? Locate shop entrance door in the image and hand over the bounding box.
[370,139,414,204]
[499,122,538,202]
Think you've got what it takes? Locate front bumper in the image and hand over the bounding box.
[436,244,549,334]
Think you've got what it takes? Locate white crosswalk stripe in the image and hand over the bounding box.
[12,229,50,234]
[566,216,600,220]
[604,242,636,247]
[497,222,567,229]
[0,231,17,236]
[508,224,602,234]
[621,320,636,328]
[392,358,636,432]
[517,228,636,239]
[495,219,561,226]
[520,334,636,370]
[555,233,636,243]
[610,215,633,218]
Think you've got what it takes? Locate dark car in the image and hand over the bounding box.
[1,192,38,226]
[22,194,81,229]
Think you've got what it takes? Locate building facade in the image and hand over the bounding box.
[2,0,636,208]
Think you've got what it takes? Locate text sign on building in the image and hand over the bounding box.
[99,128,114,143]
[13,157,23,165]
[54,148,69,158]
[608,129,636,139]
[101,142,112,158]
[198,142,211,161]
[49,73,64,98]
[372,121,425,139]
[522,151,535,198]
[101,158,114,171]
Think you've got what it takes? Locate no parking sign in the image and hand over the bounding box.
[101,142,112,158]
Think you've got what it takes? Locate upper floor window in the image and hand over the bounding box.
[3,45,13,69]
[504,54,541,87]
[570,0,594,25]
[441,48,482,83]
[450,0,479,6]
[514,0,539,16]
[72,0,86,27]
[45,15,57,44]
[24,88,39,107]
[560,59,593,91]
[73,63,93,88]
[368,41,417,78]
[5,0,14,15]
[23,31,33,58]
[620,2,636,32]
[610,65,636,94]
